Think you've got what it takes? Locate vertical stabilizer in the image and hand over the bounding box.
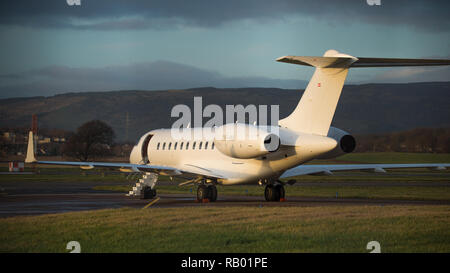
[277,50,450,136]
[277,50,356,135]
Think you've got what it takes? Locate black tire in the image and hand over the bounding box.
[141,186,156,199]
[272,185,280,201]
[197,185,209,201]
[265,184,284,202]
[265,185,280,202]
[208,185,217,202]
[275,184,285,200]
[264,185,272,201]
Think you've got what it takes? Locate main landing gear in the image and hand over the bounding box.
[197,184,217,202]
[264,184,285,202]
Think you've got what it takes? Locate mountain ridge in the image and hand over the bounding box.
[0,82,449,142]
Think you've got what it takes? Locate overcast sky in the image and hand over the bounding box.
[0,0,449,98]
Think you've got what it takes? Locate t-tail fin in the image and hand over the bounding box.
[277,49,450,135]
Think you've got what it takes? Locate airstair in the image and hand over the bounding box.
[126,172,158,198]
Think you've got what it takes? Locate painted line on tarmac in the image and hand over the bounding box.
[142,197,160,209]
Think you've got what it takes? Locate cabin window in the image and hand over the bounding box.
[168,142,172,150]
[180,142,184,150]
[186,142,190,149]
[162,143,166,150]
[157,142,160,150]
[174,142,178,150]
[193,141,196,150]
[205,141,209,149]
[199,141,203,150]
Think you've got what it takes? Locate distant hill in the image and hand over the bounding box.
[0,82,449,142]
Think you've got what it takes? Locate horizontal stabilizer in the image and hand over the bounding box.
[352,57,450,67]
[277,55,450,68]
[277,49,450,135]
[276,56,356,68]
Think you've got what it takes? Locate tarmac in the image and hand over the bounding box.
[0,178,449,218]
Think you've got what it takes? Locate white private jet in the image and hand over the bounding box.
[25,50,450,202]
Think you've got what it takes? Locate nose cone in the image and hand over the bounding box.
[129,145,140,164]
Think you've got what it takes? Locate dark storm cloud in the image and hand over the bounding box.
[0,0,449,32]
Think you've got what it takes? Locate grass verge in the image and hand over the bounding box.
[0,205,449,253]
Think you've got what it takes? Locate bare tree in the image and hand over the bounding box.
[63,120,115,161]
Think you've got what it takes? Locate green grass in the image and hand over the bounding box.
[1,206,449,253]
[1,153,449,253]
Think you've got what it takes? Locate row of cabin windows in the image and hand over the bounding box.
[156,141,215,151]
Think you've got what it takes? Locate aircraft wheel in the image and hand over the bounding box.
[275,184,285,200]
[142,186,156,199]
[265,185,279,201]
[264,185,272,201]
[272,185,280,201]
[265,184,283,201]
[197,185,209,202]
[208,185,217,202]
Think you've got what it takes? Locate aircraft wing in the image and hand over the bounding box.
[33,160,177,173]
[33,160,226,179]
[179,164,227,179]
[280,163,450,178]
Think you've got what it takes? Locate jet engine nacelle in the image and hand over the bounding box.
[316,126,356,159]
[214,123,280,159]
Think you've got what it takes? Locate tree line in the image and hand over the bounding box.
[2,121,449,161]
[355,128,450,153]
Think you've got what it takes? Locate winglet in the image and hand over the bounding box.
[25,131,37,163]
